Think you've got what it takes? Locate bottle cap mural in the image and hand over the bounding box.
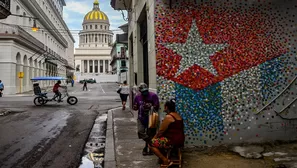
[156,0,297,145]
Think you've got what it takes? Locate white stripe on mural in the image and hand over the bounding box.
[221,66,262,142]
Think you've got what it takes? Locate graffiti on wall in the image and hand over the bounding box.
[156,0,297,145]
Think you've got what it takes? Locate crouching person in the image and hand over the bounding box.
[149,99,185,167]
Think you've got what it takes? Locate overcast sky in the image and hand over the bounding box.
[63,0,127,48]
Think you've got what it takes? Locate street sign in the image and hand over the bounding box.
[18,72,24,78]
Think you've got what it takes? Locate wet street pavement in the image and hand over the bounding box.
[0,82,122,168]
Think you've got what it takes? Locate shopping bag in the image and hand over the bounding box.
[149,108,159,128]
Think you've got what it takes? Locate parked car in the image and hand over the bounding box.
[79,78,96,84]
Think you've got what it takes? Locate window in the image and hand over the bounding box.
[16,6,20,24]
[95,60,98,73]
[121,60,126,67]
[100,60,103,73]
[86,25,88,29]
[95,25,98,29]
[90,25,92,29]
[105,26,107,30]
[89,60,93,73]
[105,60,109,73]
[100,25,102,29]
[23,12,26,26]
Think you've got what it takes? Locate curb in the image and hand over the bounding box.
[4,94,33,97]
[104,108,117,168]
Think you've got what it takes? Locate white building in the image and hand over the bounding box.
[0,0,75,94]
[110,23,129,83]
[74,0,113,77]
[111,0,156,91]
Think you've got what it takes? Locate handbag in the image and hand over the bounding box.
[149,107,159,128]
[117,87,122,94]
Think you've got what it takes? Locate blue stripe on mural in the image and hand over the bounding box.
[260,54,291,102]
[175,83,224,145]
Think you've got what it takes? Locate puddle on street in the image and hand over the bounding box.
[79,114,107,168]
[80,152,104,168]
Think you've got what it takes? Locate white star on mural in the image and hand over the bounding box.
[165,20,229,77]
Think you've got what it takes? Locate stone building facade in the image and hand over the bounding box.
[0,0,75,94]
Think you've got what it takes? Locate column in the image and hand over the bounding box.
[87,60,89,73]
[81,60,84,73]
[103,60,105,74]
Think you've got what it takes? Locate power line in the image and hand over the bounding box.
[0,22,123,34]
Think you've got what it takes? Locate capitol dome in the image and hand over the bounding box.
[78,0,113,48]
[83,0,109,24]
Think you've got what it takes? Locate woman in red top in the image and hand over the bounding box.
[149,99,185,167]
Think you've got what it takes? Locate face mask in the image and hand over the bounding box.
[141,91,149,96]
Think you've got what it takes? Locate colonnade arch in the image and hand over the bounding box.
[15,53,21,93]
[14,53,52,93]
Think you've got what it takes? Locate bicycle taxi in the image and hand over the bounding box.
[31,77,78,106]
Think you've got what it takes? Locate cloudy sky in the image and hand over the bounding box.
[63,0,127,48]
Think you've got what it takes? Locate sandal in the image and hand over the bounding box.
[161,160,173,168]
[142,147,149,156]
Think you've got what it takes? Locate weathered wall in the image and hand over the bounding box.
[155,0,297,146]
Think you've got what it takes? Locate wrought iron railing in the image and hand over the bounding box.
[256,75,297,114]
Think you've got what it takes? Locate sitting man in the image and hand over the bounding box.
[33,83,47,97]
[149,99,185,167]
[53,80,63,102]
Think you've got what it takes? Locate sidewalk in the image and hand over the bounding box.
[105,108,297,168]
[105,107,158,168]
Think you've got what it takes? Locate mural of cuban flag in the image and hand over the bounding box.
[155,0,297,145]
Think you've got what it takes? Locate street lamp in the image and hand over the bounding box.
[31,19,38,32]
[10,13,39,32]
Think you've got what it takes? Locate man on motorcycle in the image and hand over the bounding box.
[53,80,63,102]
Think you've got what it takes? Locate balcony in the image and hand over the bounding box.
[116,33,128,44]
[0,0,11,19]
[110,0,132,10]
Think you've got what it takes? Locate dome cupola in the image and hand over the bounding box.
[83,0,109,24]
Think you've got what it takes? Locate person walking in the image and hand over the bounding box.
[0,80,4,97]
[133,83,160,156]
[83,80,88,91]
[117,80,129,110]
[71,79,74,87]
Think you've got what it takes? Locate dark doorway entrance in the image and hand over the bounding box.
[139,6,149,86]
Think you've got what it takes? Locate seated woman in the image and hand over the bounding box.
[149,99,185,167]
